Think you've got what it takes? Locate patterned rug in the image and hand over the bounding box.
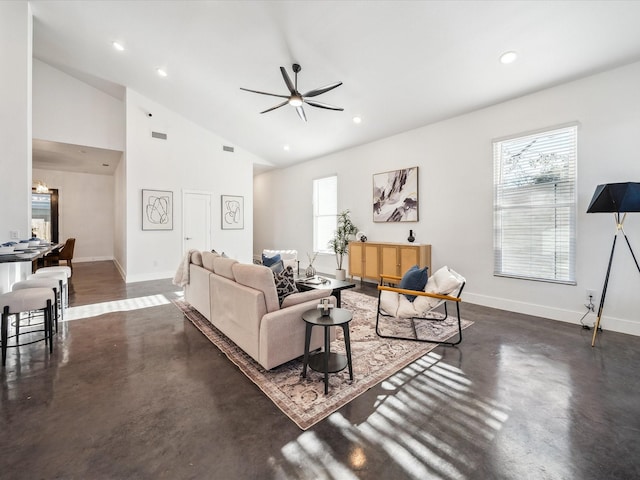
[172,290,473,430]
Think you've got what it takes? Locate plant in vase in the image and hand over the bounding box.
[328,209,358,281]
[305,251,318,277]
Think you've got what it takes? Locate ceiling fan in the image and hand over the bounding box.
[240,63,343,122]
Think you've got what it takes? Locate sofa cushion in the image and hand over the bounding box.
[273,266,298,306]
[263,249,298,272]
[232,263,280,313]
[413,266,464,315]
[426,266,464,295]
[280,288,328,308]
[268,259,284,275]
[213,257,238,280]
[202,251,220,272]
[399,265,428,301]
[262,252,281,267]
[191,250,203,267]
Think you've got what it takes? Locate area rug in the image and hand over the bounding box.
[172,290,473,430]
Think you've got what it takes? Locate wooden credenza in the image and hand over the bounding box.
[348,241,431,283]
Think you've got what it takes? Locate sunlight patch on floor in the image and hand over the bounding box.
[275,351,511,480]
[63,294,174,321]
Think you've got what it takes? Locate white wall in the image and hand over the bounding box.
[32,58,125,151]
[255,61,640,337]
[32,167,116,262]
[0,2,32,241]
[124,89,257,282]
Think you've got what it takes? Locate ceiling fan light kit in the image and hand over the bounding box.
[241,63,343,122]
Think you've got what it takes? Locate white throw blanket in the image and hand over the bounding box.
[173,249,198,287]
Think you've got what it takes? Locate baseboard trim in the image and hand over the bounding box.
[125,271,174,284]
[464,292,640,337]
[74,256,114,263]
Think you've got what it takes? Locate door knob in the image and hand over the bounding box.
[185,237,192,240]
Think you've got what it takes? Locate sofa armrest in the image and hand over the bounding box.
[280,288,329,308]
[259,295,337,370]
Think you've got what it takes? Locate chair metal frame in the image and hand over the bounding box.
[375,274,465,346]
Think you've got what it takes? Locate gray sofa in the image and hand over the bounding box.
[184,251,335,370]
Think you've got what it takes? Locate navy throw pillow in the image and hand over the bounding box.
[399,265,428,302]
[268,259,285,275]
[262,253,281,267]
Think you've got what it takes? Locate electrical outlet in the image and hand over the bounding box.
[586,289,597,301]
[10,230,19,239]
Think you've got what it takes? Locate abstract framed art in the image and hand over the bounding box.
[373,167,419,222]
[221,195,244,230]
[142,189,173,230]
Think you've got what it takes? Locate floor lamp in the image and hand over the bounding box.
[586,182,640,346]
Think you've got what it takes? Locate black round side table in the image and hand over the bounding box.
[301,307,353,395]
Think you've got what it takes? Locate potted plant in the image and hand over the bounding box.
[328,209,358,281]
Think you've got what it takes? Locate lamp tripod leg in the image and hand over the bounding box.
[623,233,640,275]
[592,235,617,347]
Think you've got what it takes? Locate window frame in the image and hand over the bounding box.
[312,175,338,254]
[493,123,578,285]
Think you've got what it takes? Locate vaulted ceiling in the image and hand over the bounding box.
[30,0,640,174]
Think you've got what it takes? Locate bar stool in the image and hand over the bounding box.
[36,266,71,279]
[12,276,62,329]
[1,288,55,366]
[34,269,69,309]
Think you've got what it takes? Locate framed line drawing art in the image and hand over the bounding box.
[221,195,244,230]
[373,166,419,222]
[142,189,173,230]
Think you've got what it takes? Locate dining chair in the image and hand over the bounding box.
[44,237,76,274]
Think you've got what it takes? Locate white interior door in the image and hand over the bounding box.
[183,192,211,253]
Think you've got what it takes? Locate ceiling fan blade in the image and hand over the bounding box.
[304,99,344,111]
[280,67,296,94]
[303,81,342,98]
[260,100,288,114]
[240,87,289,99]
[296,106,307,122]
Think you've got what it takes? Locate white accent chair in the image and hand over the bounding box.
[376,266,466,345]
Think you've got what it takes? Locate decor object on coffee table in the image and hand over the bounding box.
[373,167,418,222]
[328,210,358,281]
[377,266,465,345]
[305,252,318,277]
[296,276,355,308]
[586,182,640,346]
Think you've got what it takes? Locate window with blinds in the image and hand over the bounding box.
[493,125,577,284]
[313,175,337,253]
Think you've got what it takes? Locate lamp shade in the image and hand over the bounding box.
[586,182,640,213]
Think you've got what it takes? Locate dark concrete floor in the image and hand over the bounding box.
[1,261,639,479]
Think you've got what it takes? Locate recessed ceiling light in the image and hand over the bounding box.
[283,144,290,151]
[112,41,125,51]
[156,68,168,77]
[500,51,518,64]
[352,115,362,124]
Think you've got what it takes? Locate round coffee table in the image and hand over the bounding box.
[301,307,353,394]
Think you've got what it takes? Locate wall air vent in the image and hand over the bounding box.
[223,145,234,153]
[151,131,167,140]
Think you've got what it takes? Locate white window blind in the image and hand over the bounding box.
[313,175,337,253]
[493,125,577,284]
